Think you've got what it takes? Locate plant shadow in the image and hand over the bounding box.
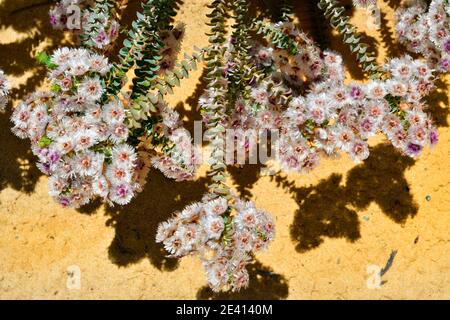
[271,143,418,253]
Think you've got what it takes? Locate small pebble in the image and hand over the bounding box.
[363,215,369,221]
[425,195,431,201]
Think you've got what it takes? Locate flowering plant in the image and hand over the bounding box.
[1,0,448,292]
[395,0,450,73]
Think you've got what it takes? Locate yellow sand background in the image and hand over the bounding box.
[0,0,448,299]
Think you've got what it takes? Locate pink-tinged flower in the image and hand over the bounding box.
[74,129,97,151]
[59,76,72,91]
[406,142,423,157]
[102,99,125,124]
[333,125,355,152]
[58,197,71,208]
[440,59,450,70]
[55,136,75,154]
[89,54,111,75]
[78,76,104,101]
[51,47,71,65]
[49,14,58,26]
[109,123,129,143]
[444,40,450,54]
[204,198,228,216]
[350,85,364,100]
[106,164,132,185]
[48,150,61,164]
[109,183,134,205]
[48,175,67,197]
[349,140,369,163]
[429,129,439,145]
[109,20,120,39]
[94,31,110,48]
[233,270,250,291]
[156,219,178,243]
[75,151,104,177]
[92,176,109,198]
[251,87,269,105]
[112,144,137,169]
[256,47,273,66]
[359,117,377,138]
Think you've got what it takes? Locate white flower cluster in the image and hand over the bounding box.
[10,48,145,208]
[252,22,327,86]
[0,69,10,112]
[219,23,439,174]
[156,196,275,292]
[395,0,450,72]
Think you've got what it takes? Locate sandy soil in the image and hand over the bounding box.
[0,0,448,300]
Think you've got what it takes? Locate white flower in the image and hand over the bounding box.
[163,236,183,256]
[0,69,10,95]
[78,76,104,102]
[179,203,203,221]
[93,122,109,141]
[156,219,178,243]
[349,140,369,163]
[75,151,104,177]
[332,124,355,152]
[51,47,72,66]
[109,123,129,143]
[55,135,75,154]
[74,129,98,151]
[251,86,269,105]
[109,183,134,205]
[48,175,67,197]
[111,144,137,168]
[204,198,228,216]
[201,215,225,240]
[67,56,90,76]
[92,175,109,198]
[102,99,125,124]
[106,164,132,185]
[11,102,31,129]
[83,104,103,123]
[88,53,111,75]
[30,104,50,125]
[175,224,200,249]
[365,81,386,99]
[256,47,273,66]
[161,107,180,129]
[234,207,258,230]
